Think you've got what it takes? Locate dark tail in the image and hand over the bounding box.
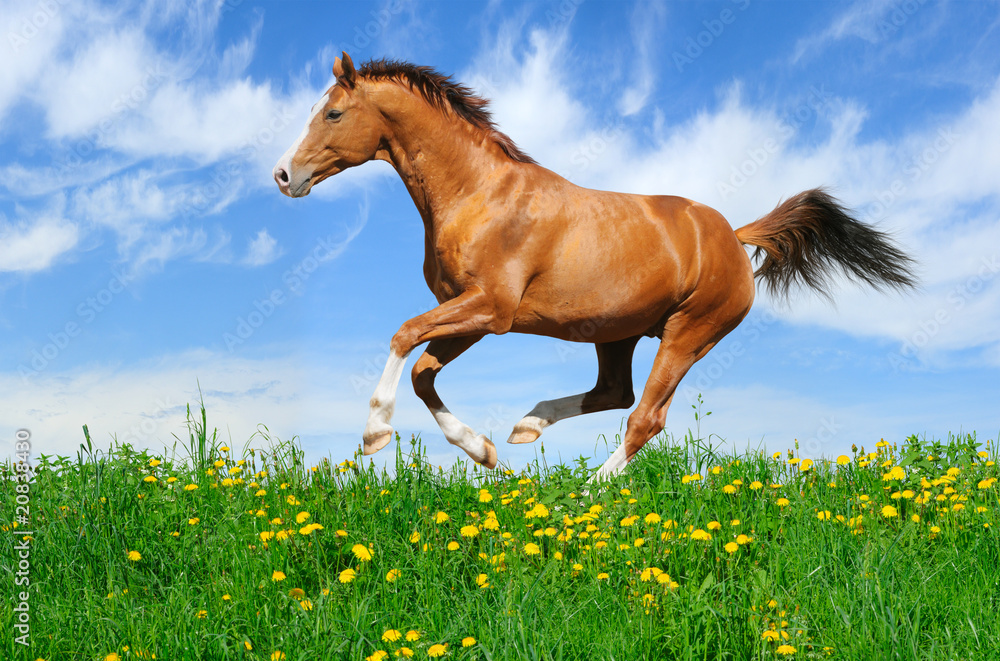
[735,188,917,300]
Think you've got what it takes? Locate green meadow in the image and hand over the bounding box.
[3,401,999,661]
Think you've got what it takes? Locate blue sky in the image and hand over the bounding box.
[3,0,999,469]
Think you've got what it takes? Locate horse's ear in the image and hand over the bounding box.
[333,51,357,89]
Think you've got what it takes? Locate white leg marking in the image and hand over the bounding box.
[364,349,409,446]
[588,444,629,483]
[508,395,586,443]
[430,406,489,464]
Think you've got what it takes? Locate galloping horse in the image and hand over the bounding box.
[273,53,915,480]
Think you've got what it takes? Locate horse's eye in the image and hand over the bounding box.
[326,109,343,121]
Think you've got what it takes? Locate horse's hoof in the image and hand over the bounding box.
[479,437,498,469]
[363,430,393,455]
[506,429,540,445]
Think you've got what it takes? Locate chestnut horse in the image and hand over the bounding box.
[273,53,914,480]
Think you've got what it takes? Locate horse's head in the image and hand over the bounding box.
[273,53,385,197]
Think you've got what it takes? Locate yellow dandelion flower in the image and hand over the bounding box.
[478,489,493,502]
[143,475,157,483]
[762,630,780,641]
[352,544,373,562]
[434,511,450,524]
[800,458,813,471]
[386,568,400,583]
[270,653,285,661]
[127,550,142,562]
[524,542,541,555]
[881,505,898,518]
[338,568,356,584]
[644,512,661,525]
[271,571,286,582]
[462,637,476,647]
[750,481,763,490]
[776,498,790,507]
[405,630,421,642]
[397,647,414,658]
[476,573,490,588]
[722,484,737,495]
[597,572,609,580]
[707,521,722,531]
[836,455,850,465]
[296,511,310,523]
[105,653,121,661]
[447,541,460,551]
[461,525,480,538]
[776,644,796,655]
[188,517,200,526]
[196,609,207,619]
[184,484,198,492]
[382,629,402,643]
[691,528,711,541]
[427,644,447,658]
[736,534,752,545]
[725,542,739,554]
[409,531,421,544]
[817,510,831,521]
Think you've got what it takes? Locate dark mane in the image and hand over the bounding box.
[356,59,537,165]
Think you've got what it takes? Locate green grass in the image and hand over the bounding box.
[3,400,999,661]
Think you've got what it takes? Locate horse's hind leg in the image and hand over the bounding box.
[411,335,498,468]
[589,309,744,482]
[508,336,640,445]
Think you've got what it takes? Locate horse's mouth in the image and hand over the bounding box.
[289,177,313,198]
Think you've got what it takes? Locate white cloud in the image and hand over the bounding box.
[618,0,667,117]
[0,0,70,123]
[129,226,211,275]
[243,229,281,266]
[36,28,158,140]
[0,203,79,273]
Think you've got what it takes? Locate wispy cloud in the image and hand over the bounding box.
[0,205,79,274]
[791,0,919,64]
[618,0,667,116]
[242,229,281,267]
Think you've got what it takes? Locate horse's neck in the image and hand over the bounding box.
[380,94,510,228]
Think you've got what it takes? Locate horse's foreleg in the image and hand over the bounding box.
[508,337,640,445]
[363,286,503,457]
[411,335,497,468]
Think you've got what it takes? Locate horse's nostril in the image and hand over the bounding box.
[275,167,289,185]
